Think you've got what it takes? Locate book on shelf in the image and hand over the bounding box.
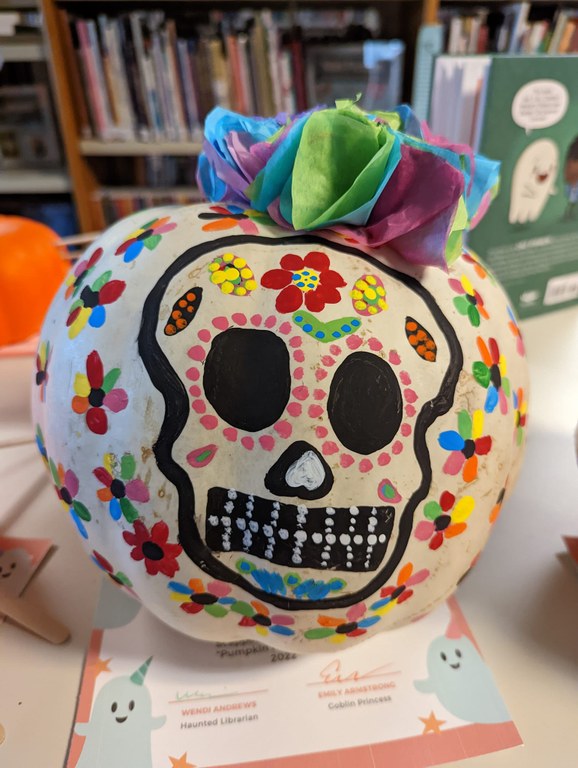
[429,54,578,318]
[61,7,402,145]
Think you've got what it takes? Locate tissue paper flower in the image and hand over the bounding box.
[197,102,500,269]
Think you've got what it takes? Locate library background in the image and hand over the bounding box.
[2,0,578,315]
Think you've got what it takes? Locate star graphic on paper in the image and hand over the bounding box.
[419,711,446,734]
[91,657,112,676]
[169,753,196,768]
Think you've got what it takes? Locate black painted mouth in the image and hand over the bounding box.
[450,663,461,670]
[115,716,128,724]
[205,487,395,572]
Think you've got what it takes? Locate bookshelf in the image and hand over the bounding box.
[40,0,428,232]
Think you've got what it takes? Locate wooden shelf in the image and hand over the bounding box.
[96,186,202,198]
[0,35,44,61]
[0,168,70,194]
[79,139,203,157]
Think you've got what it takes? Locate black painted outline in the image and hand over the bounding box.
[138,234,463,611]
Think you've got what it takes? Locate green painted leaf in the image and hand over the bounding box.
[72,500,92,521]
[467,303,480,327]
[92,270,112,292]
[144,234,162,251]
[49,458,60,486]
[69,299,83,313]
[230,600,254,617]
[424,501,441,521]
[204,604,228,618]
[453,296,469,315]
[102,368,121,392]
[457,410,472,439]
[120,453,136,481]
[472,361,491,388]
[120,497,138,523]
[116,572,133,587]
[502,377,511,397]
[304,628,335,640]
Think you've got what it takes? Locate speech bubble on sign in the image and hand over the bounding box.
[512,79,569,133]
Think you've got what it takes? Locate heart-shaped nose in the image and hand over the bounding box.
[264,441,334,500]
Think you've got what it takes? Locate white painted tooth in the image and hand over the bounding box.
[378,534,386,543]
[312,532,323,545]
[236,518,246,531]
[340,534,351,545]
[271,509,279,520]
[326,507,335,516]
[349,506,359,516]
[243,531,252,548]
[369,516,377,526]
[263,525,273,538]
[292,554,302,565]
[349,526,355,533]
[209,515,219,526]
[223,541,231,551]
[295,530,307,543]
[285,450,326,491]
[224,500,234,513]
[326,533,336,545]
[321,552,330,560]
[353,534,363,545]
[346,562,352,569]
[347,552,354,560]
[249,520,259,532]
[368,525,376,533]
[228,489,237,500]
[368,534,377,546]
[221,516,231,527]
[273,501,280,509]
[278,528,289,540]
[265,550,273,560]
[324,518,334,527]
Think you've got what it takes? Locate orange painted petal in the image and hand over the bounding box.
[318,615,343,628]
[97,488,113,502]
[57,463,65,485]
[398,562,413,586]
[445,522,467,538]
[463,455,478,483]
[476,337,492,366]
[71,395,89,414]
[252,600,269,616]
[202,218,235,232]
[188,578,205,594]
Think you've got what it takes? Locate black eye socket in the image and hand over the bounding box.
[203,328,291,432]
[328,351,402,455]
[111,702,118,713]
[455,649,462,658]
[440,652,447,662]
[129,700,135,711]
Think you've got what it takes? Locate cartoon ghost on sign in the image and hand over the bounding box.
[414,635,510,724]
[75,657,165,768]
[509,138,559,224]
[0,547,32,596]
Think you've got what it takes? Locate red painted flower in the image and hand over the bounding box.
[122,520,182,577]
[71,350,128,435]
[261,251,346,313]
[64,247,103,300]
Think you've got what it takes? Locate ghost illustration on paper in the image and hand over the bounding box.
[0,548,32,596]
[75,657,166,768]
[414,635,510,724]
[509,139,559,224]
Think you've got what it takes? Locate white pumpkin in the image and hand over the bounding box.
[32,203,528,651]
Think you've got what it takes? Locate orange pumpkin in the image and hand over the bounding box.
[0,216,69,346]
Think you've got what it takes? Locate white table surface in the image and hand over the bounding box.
[1,307,578,768]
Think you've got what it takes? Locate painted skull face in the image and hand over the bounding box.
[141,236,461,611]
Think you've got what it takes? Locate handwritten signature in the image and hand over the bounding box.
[316,659,396,685]
[173,690,213,702]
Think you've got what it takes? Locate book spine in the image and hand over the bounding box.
[61,12,93,139]
[130,12,163,139]
[290,35,307,113]
[120,16,150,141]
[225,32,244,112]
[279,47,296,115]
[85,19,116,140]
[76,20,108,140]
[207,37,230,109]
[106,17,137,139]
[177,38,200,139]
[149,20,173,140]
[262,10,283,114]
[166,21,189,141]
[238,33,256,115]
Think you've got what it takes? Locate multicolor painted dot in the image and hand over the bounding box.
[350,274,387,316]
[164,288,203,336]
[187,444,218,468]
[405,317,437,362]
[208,253,257,296]
[292,311,361,342]
[378,479,402,503]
